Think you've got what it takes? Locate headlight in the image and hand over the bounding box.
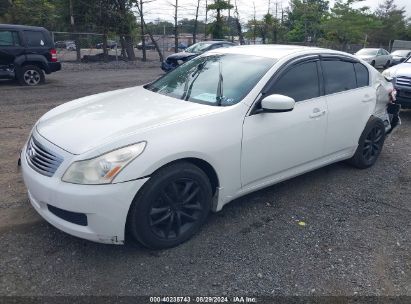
[62,142,146,184]
[382,69,394,80]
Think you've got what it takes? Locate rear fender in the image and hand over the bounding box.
[14,54,49,73]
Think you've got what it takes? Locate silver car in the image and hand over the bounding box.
[354,48,392,68]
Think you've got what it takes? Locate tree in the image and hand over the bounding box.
[286,0,329,43]
[135,0,164,62]
[207,0,233,39]
[370,0,408,45]
[322,0,380,51]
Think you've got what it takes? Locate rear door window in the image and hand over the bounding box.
[0,30,18,46]
[24,31,47,47]
[354,63,369,87]
[322,60,356,95]
[268,61,320,102]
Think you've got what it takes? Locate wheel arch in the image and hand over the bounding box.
[144,157,220,196]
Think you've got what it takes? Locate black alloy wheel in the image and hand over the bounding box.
[362,125,384,164]
[347,117,385,169]
[149,178,204,240]
[128,161,212,249]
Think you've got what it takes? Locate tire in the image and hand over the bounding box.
[347,117,386,169]
[18,65,45,86]
[371,60,376,67]
[384,60,390,68]
[127,161,212,249]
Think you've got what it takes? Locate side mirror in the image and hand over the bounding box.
[260,94,295,113]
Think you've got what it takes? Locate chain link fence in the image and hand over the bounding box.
[51,32,211,62]
[51,31,393,63]
[51,32,124,62]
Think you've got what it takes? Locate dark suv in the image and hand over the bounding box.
[0,24,61,86]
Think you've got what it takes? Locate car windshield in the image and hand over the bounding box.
[185,42,214,53]
[146,54,276,106]
[392,50,410,56]
[357,49,378,55]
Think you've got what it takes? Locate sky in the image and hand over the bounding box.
[142,0,411,23]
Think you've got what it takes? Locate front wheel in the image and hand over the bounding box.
[347,117,385,169]
[371,60,376,67]
[127,162,212,249]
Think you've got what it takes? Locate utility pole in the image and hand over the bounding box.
[204,0,208,40]
[139,0,146,61]
[193,0,200,44]
[228,0,233,42]
[69,0,80,61]
[174,0,178,53]
[253,2,256,44]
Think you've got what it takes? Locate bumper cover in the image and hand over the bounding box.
[21,143,148,244]
[47,62,61,73]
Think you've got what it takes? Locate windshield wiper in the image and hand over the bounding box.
[216,60,224,106]
[181,62,205,101]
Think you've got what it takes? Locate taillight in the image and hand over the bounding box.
[50,48,57,62]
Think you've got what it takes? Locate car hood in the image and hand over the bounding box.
[167,51,198,60]
[36,86,220,154]
[387,63,411,77]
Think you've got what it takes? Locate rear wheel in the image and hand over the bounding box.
[347,117,385,169]
[127,162,212,249]
[18,65,45,86]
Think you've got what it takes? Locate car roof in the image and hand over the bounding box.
[199,40,234,45]
[207,44,342,60]
[0,24,47,31]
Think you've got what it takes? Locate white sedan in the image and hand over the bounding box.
[354,48,392,68]
[21,45,399,249]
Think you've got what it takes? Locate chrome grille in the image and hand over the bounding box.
[396,76,411,88]
[26,137,63,177]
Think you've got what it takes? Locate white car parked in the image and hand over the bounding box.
[21,45,399,249]
[354,48,392,68]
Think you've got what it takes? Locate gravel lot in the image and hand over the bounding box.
[0,63,410,297]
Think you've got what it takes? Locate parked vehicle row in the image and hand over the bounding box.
[0,24,61,85]
[354,47,411,68]
[383,56,411,109]
[161,40,236,72]
[20,45,400,249]
[55,40,76,51]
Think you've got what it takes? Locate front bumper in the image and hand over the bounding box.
[394,87,411,108]
[21,137,148,245]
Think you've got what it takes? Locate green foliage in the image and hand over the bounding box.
[322,0,381,50]
[286,0,329,42]
[207,0,233,39]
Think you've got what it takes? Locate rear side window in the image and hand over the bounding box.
[0,30,20,46]
[354,63,369,87]
[269,61,320,102]
[24,31,46,47]
[322,60,356,95]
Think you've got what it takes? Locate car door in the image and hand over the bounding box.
[0,29,24,65]
[241,57,328,188]
[321,58,375,155]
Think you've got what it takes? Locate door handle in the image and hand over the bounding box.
[309,108,327,118]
